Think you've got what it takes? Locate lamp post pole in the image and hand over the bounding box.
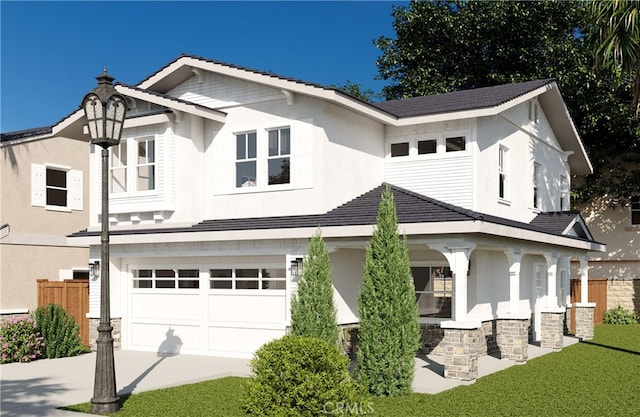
[82,69,127,414]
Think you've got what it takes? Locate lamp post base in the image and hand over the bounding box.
[90,323,120,414]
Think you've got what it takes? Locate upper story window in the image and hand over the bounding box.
[560,175,569,211]
[445,136,466,152]
[110,136,155,193]
[533,162,541,209]
[388,131,469,159]
[267,128,290,185]
[46,167,67,207]
[498,146,509,200]
[528,101,539,124]
[418,139,437,155]
[235,127,292,189]
[391,142,410,157]
[631,196,640,226]
[31,164,83,211]
[236,132,257,187]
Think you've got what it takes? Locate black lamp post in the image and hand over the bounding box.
[82,68,127,414]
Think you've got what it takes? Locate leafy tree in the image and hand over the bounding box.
[374,0,639,205]
[333,81,380,103]
[357,186,420,396]
[290,231,340,346]
[588,0,640,116]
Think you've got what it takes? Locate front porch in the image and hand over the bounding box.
[412,335,581,394]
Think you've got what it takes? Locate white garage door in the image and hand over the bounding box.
[127,266,287,358]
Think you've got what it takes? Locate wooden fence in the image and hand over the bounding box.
[37,279,89,346]
[569,278,608,334]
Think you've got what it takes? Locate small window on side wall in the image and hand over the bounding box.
[445,136,465,152]
[631,196,640,226]
[391,142,409,157]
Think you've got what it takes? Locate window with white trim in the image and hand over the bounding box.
[31,164,83,211]
[110,136,155,193]
[136,138,155,191]
[391,142,410,157]
[560,175,569,211]
[209,268,286,290]
[267,128,290,185]
[631,196,640,226]
[498,146,509,200]
[533,162,541,209]
[528,101,539,124]
[445,136,466,152]
[411,266,452,318]
[388,132,468,159]
[236,132,257,187]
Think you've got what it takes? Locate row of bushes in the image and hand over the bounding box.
[0,304,87,364]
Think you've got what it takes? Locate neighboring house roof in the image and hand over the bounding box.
[372,79,555,117]
[0,126,53,143]
[69,183,601,247]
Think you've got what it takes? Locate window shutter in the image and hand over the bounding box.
[68,169,83,211]
[31,164,46,207]
[293,118,314,188]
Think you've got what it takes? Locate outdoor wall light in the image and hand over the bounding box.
[291,257,304,278]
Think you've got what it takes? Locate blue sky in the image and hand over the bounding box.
[0,1,407,133]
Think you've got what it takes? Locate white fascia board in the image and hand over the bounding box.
[115,85,226,123]
[543,87,593,174]
[67,219,605,252]
[140,56,397,125]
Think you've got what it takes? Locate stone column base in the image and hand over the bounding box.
[540,310,564,350]
[89,318,121,351]
[574,303,595,340]
[497,318,529,362]
[443,326,480,381]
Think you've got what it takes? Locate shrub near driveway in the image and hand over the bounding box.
[0,316,44,363]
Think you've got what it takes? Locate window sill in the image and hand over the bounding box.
[625,226,640,231]
[45,205,72,213]
[497,198,511,206]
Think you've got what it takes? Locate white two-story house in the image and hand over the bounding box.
[67,55,604,380]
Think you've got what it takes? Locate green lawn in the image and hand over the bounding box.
[63,324,640,416]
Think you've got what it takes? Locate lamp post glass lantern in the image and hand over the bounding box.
[82,68,127,414]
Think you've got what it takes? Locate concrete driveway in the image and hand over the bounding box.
[0,351,250,417]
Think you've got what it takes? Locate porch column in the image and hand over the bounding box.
[575,256,595,340]
[429,243,476,322]
[543,253,559,308]
[504,249,523,315]
[499,249,529,362]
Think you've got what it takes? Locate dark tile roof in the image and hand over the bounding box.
[1,126,53,142]
[372,79,555,118]
[68,183,597,244]
[530,211,585,235]
[140,53,381,110]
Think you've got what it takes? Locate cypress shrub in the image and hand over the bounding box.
[356,185,421,396]
[33,304,85,358]
[290,231,340,346]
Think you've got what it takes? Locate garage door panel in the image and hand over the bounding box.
[208,325,286,356]
[129,322,200,354]
[131,293,199,321]
[208,294,285,323]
